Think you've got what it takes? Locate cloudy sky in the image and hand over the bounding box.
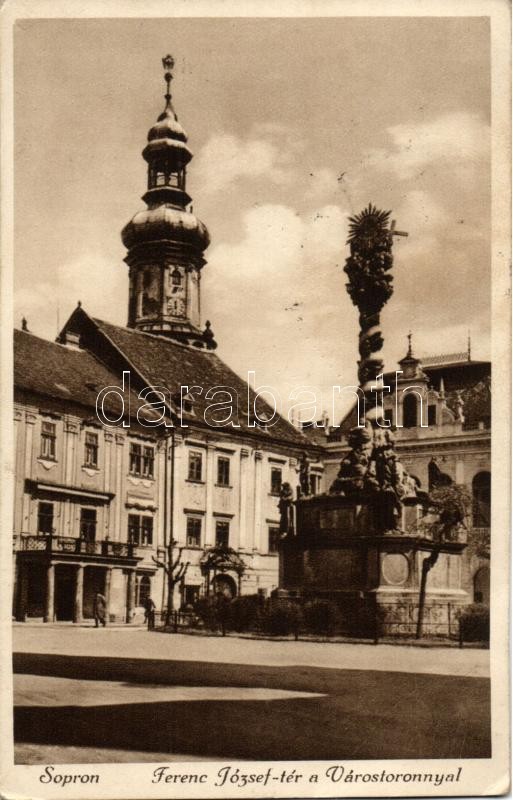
[14,16,490,422]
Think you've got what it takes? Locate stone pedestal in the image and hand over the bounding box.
[280,494,468,638]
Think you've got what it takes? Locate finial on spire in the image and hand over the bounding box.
[21,317,28,332]
[407,330,413,358]
[467,330,471,361]
[162,54,174,106]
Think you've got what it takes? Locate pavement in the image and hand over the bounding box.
[12,625,491,763]
[13,624,489,677]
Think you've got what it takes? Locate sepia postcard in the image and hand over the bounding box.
[0,0,510,798]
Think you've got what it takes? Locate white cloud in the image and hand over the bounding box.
[202,202,356,420]
[15,252,126,339]
[364,112,490,181]
[194,126,304,196]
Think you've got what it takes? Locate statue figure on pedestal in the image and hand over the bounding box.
[278,482,295,535]
[299,452,311,497]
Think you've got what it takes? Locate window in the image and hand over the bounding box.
[84,431,99,468]
[183,585,199,608]
[186,516,202,547]
[217,456,230,486]
[80,508,97,541]
[40,421,56,459]
[402,394,418,428]
[428,404,437,426]
[270,467,282,495]
[472,471,491,527]
[128,514,153,546]
[37,502,54,535]
[142,446,154,478]
[268,527,281,553]
[171,268,182,286]
[129,443,154,478]
[137,575,151,606]
[215,520,230,549]
[188,450,203,482]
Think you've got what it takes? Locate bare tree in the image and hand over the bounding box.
[152,539,190,625]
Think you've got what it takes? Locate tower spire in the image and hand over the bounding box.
[407,330,413,358]
[121,56,215,348]
[162,53,174,108]
[467,330,472,361]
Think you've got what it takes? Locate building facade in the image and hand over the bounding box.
[12,56,322,624]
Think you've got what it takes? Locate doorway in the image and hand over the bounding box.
[54,564,75,621]
[83,567,106,619]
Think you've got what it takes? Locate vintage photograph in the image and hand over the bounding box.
[1,2,510,798]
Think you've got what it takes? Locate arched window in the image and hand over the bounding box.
[472,471,491,527]
[171,268,182,287]
[402,393,418,428]
[473,566,490,605]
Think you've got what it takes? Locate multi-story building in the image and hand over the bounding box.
[13,326,165,623]
[12,56,322,623]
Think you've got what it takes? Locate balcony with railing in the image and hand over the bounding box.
[17,534,138,560]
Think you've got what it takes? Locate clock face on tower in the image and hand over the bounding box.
[167,296,186,317]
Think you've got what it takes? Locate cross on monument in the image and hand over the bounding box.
[389,219,408,238]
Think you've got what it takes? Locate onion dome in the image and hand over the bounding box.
[121,205,210,251]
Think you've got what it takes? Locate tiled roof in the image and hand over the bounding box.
[14,329,149,422]
[420,352,470,367]
[92,317,311,448]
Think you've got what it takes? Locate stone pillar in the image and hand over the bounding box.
[254,451,263,552]
[104,567,112,624]
[455,460,465,485]
[15,561,27,622]
[64,420,78,485]
[44,562,55,623]
[204,444,215,547]
[126,569,136,623]
[74,564,83,624]
[104,432,114,494]
[114,434,125,541]
[22,412,37,531]
[238,448,250,549]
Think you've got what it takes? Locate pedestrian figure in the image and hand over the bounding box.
[143,596,156,630]
[93,591,107,628]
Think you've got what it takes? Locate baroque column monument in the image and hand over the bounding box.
[279,206,469,637]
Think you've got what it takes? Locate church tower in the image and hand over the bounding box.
[121,55,216,349]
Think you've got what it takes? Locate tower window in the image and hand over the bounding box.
[171,268,182,287]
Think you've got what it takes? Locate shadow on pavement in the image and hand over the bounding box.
[13,652,491,761]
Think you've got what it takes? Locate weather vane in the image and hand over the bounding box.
[162,54,175,104]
